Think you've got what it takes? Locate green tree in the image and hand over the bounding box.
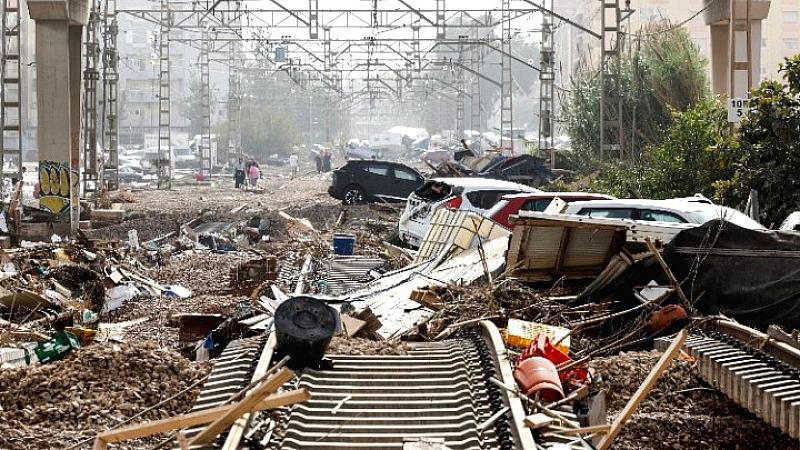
[561,22,709,172]
[589,97,731,199]
[180,77,217,137]
[717,55,800,227]
[240,107,300,159]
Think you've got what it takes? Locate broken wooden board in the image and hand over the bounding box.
[189,367,295,445]
[92,388,308,450]
[523,412,555,429]
[597,328,688,450]
[278,211,317,238]
[409,287,444,310]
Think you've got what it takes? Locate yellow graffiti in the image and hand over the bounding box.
[38,161,71,214]
[51,168,61,195]
[59,167,69,196]
[40,167,50,195]
[39,196,67,214]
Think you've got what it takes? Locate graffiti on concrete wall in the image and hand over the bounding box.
[38,160,72,214]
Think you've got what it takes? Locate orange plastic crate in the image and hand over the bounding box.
[503,319,570,354]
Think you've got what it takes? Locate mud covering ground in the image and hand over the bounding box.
[1,174,797,449]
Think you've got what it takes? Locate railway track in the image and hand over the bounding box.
[185,318,800,448]
[185,321,537,450]
[656,319,800,440]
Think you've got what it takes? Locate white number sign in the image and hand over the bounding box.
[728,98,748,123]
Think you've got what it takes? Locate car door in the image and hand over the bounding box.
[363,162,391,200]
[390,166,424,201]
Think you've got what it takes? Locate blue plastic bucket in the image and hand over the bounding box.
[332,233,355,255]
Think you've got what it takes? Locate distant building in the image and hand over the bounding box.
[116,0,229,147]
[555,0,794,91]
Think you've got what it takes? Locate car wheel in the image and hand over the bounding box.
[343,185,366,205]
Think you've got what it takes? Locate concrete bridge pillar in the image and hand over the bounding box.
[704,0,771,98]
[27,0,88,233]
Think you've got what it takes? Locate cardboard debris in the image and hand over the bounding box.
[341,314,367,337]
[409,287,444,311]
[278,211,318,239]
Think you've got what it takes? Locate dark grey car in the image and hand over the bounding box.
[328,160,425,205]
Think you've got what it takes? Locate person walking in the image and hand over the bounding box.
[249,161,260,188]
[314,152,322,174]
[322,150,331,173]
[322,150,331,172]
[234,157,245,189]
[288,152,299,179]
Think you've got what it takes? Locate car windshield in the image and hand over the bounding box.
[413,181,454,200]
[685,207,765,230]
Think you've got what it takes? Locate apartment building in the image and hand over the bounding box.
[555,0,796,90]
[116,0,229,148]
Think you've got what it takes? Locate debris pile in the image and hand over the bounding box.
[0,341,210,449]
[0,179,796,449]
[593,350,800,450]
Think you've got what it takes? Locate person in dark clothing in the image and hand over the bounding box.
[322,150,331,172]
[454,139,475,161]
[314,152,323,173]
[234,158,245,188]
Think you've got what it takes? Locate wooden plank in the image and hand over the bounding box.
[597,329,688,450]
[542,424,611,436]
[409,289,443,311]
[176,432,189,450]
[645,238,690,310]
[553,227,572,272]
[94,388,308,445]
[222,332,278,450]
[511,217,628,231]
[222,333,278,450]
[190,363,294,445]
[523,413,555,429]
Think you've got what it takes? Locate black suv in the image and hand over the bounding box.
[328,160,425,205]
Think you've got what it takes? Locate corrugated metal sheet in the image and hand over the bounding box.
[346,237,509,339]
[325,257,387,295]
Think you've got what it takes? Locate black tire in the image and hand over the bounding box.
[342,185,366,205]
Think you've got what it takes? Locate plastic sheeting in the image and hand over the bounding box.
[664,219,800,331]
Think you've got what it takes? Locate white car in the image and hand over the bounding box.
[398,178,540,248]
[117,155,142,172]
[779,211,800,231]
[562,198,765,230]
